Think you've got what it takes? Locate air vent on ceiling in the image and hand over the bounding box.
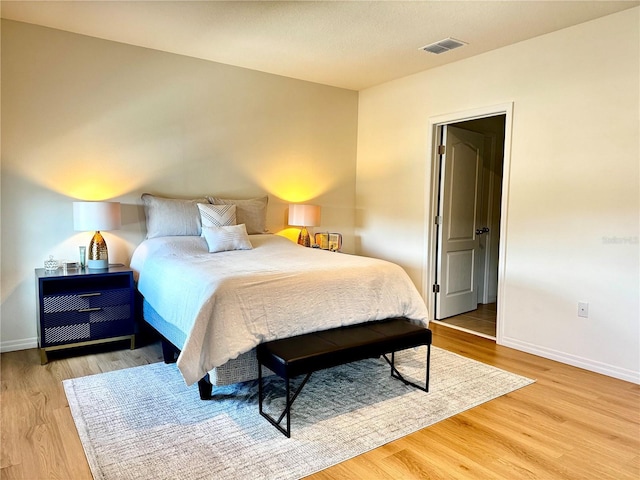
[420,37,467,54]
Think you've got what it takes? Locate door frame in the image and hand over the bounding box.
[423,103,514,343]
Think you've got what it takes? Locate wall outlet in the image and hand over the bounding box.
[578,302,589,318]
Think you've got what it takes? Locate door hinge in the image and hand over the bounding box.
[432,284,440,293]
[438,145,445,155]
[434,215,442,225]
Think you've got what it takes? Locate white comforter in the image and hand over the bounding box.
[131,234,429,385]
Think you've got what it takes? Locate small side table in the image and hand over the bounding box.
[35,266,136,364]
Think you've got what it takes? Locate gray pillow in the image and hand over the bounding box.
[197,203,237,229]
[207,196,268,234]
[142,193,208,238]
[202,224,253,253]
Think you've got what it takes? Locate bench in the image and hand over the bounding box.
[256,317,432,437]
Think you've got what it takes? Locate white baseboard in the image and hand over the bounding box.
[500,336,640,385]
[0,337,38,353]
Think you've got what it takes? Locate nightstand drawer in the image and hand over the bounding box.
[43,318,134,346]
[43,288,131,313]
[42,303,131,328]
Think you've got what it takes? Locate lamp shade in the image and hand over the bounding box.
[73,202,121,232]
[288,204,321,227]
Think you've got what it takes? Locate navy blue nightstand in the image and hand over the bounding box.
[35,266,136,364]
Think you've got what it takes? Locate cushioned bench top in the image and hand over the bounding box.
[257,317,432,378]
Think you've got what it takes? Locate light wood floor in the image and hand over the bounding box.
[438,303,497,338]
[1,325,638,479]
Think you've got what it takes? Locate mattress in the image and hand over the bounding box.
[131,234,429,385]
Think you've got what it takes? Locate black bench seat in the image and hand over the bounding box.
[256,317,432,437]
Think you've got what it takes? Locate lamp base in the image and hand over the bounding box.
[87,258,109,270]
[297,227,311,247]
[88,231,109,270]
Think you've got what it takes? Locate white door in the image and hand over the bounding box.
[435,126,485,319]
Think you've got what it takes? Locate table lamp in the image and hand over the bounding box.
[73,201,121,269]
[288,204,321,247]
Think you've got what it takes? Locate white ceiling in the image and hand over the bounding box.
[1,1,638,91]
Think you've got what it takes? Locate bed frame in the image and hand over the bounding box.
[142,298,268,398]
[141,298,430,403]
[158,333,218,400]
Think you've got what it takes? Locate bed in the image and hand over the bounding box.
[131,194,429,389]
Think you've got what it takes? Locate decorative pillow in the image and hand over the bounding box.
[197,203,236,229]
[202,224,253,253]
[207,195,268,235]
[142,194,208,239]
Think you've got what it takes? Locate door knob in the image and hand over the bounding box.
[475,227,490,235]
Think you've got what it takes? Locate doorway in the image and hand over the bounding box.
[428,109,509,340]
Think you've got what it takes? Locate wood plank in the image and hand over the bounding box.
[1,324,638,479]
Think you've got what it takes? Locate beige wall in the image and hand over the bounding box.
[0,20,358,350]
[356,8,639,382]
[2,9,639,384]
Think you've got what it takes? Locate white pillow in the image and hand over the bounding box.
[207,196,268,234]
[202,224,253,253]
[142,194,208,239]
[197,203,236,229]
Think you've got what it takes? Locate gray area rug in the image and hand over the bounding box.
[63,346,533,480]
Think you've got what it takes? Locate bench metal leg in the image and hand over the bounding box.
[258,343,431,438]
[259,362,312,438]
[384,344,430,392]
